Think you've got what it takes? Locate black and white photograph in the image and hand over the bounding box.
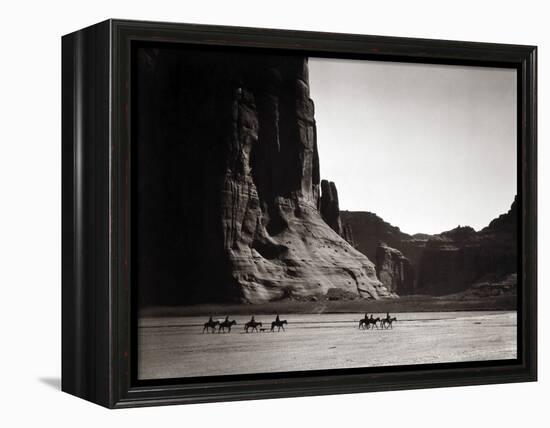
[134,45,519,380]
[1,0,545,423]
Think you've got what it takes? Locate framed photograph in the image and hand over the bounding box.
[62,19,537,408]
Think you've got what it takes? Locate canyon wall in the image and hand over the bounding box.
[340,211,427,267]
[342,198,518,296]
[416,197,518,295]
[134,45,516,303]
[375,243,415,294]
[135,47,394,305]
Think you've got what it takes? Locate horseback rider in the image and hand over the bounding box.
[360,313,369,329]
[208,315,213,323]
[225,315,229,322]
[386,312,390,321]
[275,314,280,323]
[250,316,255,323]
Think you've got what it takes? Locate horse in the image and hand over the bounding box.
[203,319,219,333]
[366,316,381,330]
[244,320,262,333]
[271,319,288,332]
[218,319,237,333]
[381,317,397,329]
[358,316,369,329]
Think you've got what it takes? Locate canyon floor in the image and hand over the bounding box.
[138,310,517,380]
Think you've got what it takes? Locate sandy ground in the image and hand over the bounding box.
[138,311,517,379]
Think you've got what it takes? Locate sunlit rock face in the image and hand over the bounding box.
[135,47,394,305]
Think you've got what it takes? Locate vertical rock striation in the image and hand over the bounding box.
[342,222,356,247]
[135,47,394,305]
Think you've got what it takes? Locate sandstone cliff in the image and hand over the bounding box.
[135,47,393,305]
[375,243,415,295]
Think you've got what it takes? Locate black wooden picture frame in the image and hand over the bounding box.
[62,19,537,408]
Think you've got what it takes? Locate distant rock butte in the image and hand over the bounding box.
[136,48,394,305]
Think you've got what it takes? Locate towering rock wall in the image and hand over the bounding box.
[135,47,393,305]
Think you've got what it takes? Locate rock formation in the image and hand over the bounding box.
[342,222,356,247]
[460,273,517,299]
[375,243,414,295]
[320,180,343,235]
[319,180,360,248]
[135,47,394,305]
[416,197,517,295]
[340,211,427,271]
[342,197,517,296]
[415,226,481,295]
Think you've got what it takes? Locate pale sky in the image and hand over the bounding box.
[309,58,517,235]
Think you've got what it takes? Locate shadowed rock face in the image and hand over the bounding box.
[342,223,356,247]
[135,47,393,305]
[320,180,343,235]
[340,211,427,267]
[416,226,480,295]
[375,243,414,295]
[459,273,517,299]
[416,197,518,295]
[342,197,517,296]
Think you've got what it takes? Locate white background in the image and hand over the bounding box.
[0,0,546,426]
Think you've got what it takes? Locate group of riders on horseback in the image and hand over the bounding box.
[203,313,397,333]
[202,315,287,333]
[359,312,397,330]
[202,315,237,333]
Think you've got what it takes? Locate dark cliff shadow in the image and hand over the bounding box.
[38,377,60,390]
